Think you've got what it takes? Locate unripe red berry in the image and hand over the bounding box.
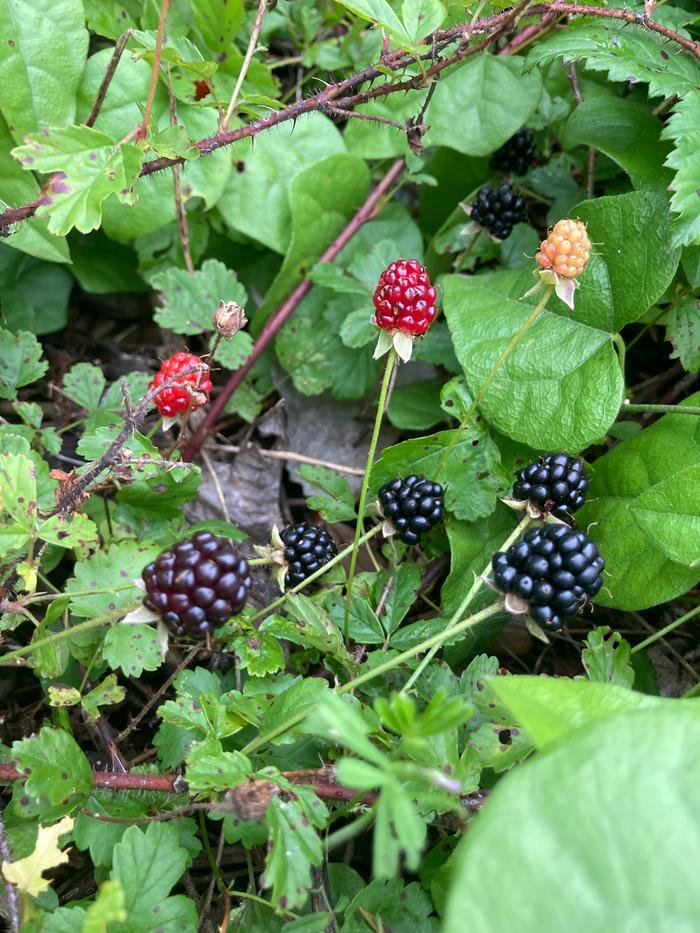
[150,352,213,418]
[536,219,591,279]
[372,259,437,336]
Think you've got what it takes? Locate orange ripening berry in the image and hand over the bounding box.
[536,219,591,279]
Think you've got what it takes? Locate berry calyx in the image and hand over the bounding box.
[490,128,536,176]
[378,475,444,546]
[491,524,604,631]
[142,531,251,637]
[150,352,213,419]
[470,183,525,241]
[280,522,338,588]
[536,219,591,279]
[372,259,437,362]
[510,453,589,521]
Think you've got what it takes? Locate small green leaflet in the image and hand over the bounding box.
[666,297,700,373]
[12,726,93,809]
[150,258,248,335]
[0,327,47,400]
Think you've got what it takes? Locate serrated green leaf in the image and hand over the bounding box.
[186,744,251,793]
[401,0,445,42]
[334,0,410,47]
[581,627,635,689]
[426,55,541,157]
[0,0,89,143]
[12,726,92,808]
[150,258,247,335]
[261,677,330,744]
[66,541,161,618]
[666,296,700,372]
[0,327,47,399]
[103,624,164,677]
[81,675,127,722]
[629,465,700,566]
[262,594,351,663]
[264,793,325,909]
[37,513,98,550]
[662,90,700,247]
[233,632,286,677]
[373,780,427,877]
[297,464,357,522]
[304,692,387,766]
[13,126,145,236]
[62,363,107,411]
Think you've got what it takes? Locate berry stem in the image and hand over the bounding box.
[400,513,533,695]
[635,603,700,660]
[344,348,397,645]
[622,402,700,417]
[0,604,141,666]
[247,557,277,567]
[247,524,384,626]
[438,284,554,473]
[241,600,503,755]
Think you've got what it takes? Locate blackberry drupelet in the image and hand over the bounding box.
[280,522,338,588]
[470,183,525,240]
[490,128,536,176]
[492,524,604,630]
[143,531,251,637]
[512,453,589,521]
[379,475,444,546]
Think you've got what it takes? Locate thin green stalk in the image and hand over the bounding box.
[247,524,384,626]
[612,333,626,382]
[344,348,397,644]
[325,808,375,852]
[622,402,700,416]
[438,284,555,472]
[0,604,139,665]
[20,583,136,605]
[633,604,700,656]
[198,811,226,897]
[401,513,532,694]
[226,888,300,921]
[241,600,502,755]
[247,557,276,567]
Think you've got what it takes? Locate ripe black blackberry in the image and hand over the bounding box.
[492,524,604,630]
[142,531,251,637]
[280,522,337,589]
[512,453,589,521]
[378,475,444,546]
[470,183,525,240]
[490,128,536,176]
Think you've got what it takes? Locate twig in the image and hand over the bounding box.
[200,448,231,522]
[137,0,171,141]
[216,445,365,476]
[320,102,407,133]
[499,10,559,54]
[180,158,406,462]
[167,65,194,273]
[0,803,21,932]
[223,0,267,130]
[116,645,200,743]
[85,30,133,128]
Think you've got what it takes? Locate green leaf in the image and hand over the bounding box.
[264,793,324,909]
[297,464,357,522]
[581,627,635,689]
[662,91,700,247]
[103,624,164,677]
[262,594,352,664]
[0,327,47,399]
[219,113,346,254]
[334,0,411,47]
[191,0,245,54]
[186,744,251,794]
[401,0,445,42]
[150,258,247,335]
[445,706,700,931]
[579,396,700,609]
[304,692,387,767]
[666,296,700,373]
[0,0,89,143]
[629,465,700,566]
[81,675,127,722]
[377,563,422,637]
[12,726,92,808]
[233,633,286,677]
[37,513,98,551]
[110,823,197,933]
[62,363,107,411]
[571,190,681,332]
[13,126,144,236]
[442,271,624,450]
[66,541,161,618]
[261,677,330,744]
[343,878,437,932]
[0,450,38,529]
[387,379,444,431]
[561,96,671,190]
[374,780,427,878]
[426,55,541,157]
[372,427,507,521]
[0,113,70,262]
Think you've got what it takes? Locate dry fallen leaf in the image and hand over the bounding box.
[2,815,74,897]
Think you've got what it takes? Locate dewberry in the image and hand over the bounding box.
[512,453,589,521]
[150,352,213,418]
[470,183,525,240]
[280,522,337,588]
[379,475,444,545]
[492,524,604,630]
[373,259,437,336]
[490,129,536,176]
[142,531,251,637]
[536,219,591,279]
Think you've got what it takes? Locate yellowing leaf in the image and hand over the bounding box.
[2,815,74,896]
